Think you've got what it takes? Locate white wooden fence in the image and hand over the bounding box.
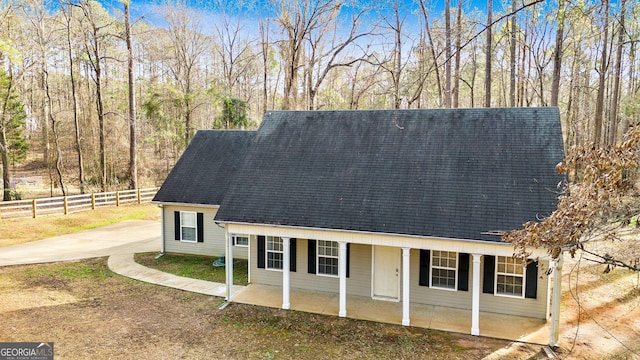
[0,187,159,219]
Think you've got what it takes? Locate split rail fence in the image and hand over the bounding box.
[0,187,159,219]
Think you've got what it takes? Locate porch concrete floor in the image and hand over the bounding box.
[232,284,550,344]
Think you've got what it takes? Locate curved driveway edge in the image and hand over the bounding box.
[0,220,161,267]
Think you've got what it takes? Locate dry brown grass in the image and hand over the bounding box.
[0,258,512,359]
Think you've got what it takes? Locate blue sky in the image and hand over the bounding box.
[93,0,507,28]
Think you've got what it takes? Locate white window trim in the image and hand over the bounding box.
[233,235,249,247]
[494,256,526,299]
[179,211,197,243]
[265,236,283,272]
[317,240,339,278]
[430,250,458,291]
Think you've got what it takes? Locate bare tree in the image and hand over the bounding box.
[61,1,85,193]
[550,0,564,107]
[418,0,442,107]
[260,20,270,114]
[75,0,117,191]
[304,5,372,110]
[485,0,492,107]
[444,0,452,108]
[161,0,209,145]
[124,0,137,189]
[509,0,517,107]
[275,0,341,110]
[20,0,67,195]
[594,0,610,145]
[452,0,462,108]
[213,12,258,99]
[608,0,626,146]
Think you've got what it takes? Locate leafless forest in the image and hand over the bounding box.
[0,0,638,200]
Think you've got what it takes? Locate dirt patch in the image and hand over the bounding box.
[556,255,640,359]
[0,258,514,359]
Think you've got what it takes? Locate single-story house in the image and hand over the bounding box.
[154,107,565,341]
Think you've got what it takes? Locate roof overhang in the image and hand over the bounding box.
[217,220,549,258]
[152,201,220,210]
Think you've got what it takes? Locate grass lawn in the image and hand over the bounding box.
[0,203,161,247]
[135,252,249,286]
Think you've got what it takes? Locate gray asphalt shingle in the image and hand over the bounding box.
[152,130,256,206]
[214,108,565,242]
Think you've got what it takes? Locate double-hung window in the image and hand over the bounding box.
[317,240,339,276]
[431,250,457,290]
[266,236,283,270]
[180,211,197,242]
[233,235,249,247]
[495,256,525,298]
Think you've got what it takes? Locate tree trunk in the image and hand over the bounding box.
[509,0,517,107]
[0,67,13,201]
[485,0,493,107]
[419,0,443,107]
[64,4,85,193]
[623,38,636,133]
[260,21,269,115]
[0,127,9,201]
[125,1,138,189]
[594,0,609,145]
[550,0,564,107]
[452,1,462,108]
[608,0,625,146]
[94,42,107,192]
[444,0,452,108]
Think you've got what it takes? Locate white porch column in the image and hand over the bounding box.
[225,232,234,301]
[549,253,564,347]
[402,247,411,326]
[282,237,291,310]
[471,254,482,336]
[338,241,347,317]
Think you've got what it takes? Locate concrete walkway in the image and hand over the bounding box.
[108,253,244,297]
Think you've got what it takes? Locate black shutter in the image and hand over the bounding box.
[346,243,351,278]
[458,253,470,291]
[525,261,539,299]
[290,238,297,272]
[257,236,265,269]
[483,255,495,294]
[419,250,430,286]
[196,213,204,242]
[174,211,180,240]
[308,240,316,274]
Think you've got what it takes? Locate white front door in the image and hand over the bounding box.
[372,246,400,300]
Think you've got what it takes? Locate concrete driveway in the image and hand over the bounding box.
[0,220,161,266]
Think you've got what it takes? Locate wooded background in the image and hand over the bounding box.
[1,0,639,200]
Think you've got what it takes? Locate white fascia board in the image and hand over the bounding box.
[156,202,220,210]
[222,222,549,258]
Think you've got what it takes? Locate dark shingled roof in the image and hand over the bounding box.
[215,108,565,242]
[153,130,256,206]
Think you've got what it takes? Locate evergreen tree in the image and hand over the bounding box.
[0,68,29,200]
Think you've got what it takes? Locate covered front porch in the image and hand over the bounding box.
[231,283,551,344]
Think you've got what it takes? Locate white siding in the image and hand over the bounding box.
[409,249,473,310]
[409,250,549,319]
[479,258,549,319]
[250,239,372,297]
[162,205,248,259]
